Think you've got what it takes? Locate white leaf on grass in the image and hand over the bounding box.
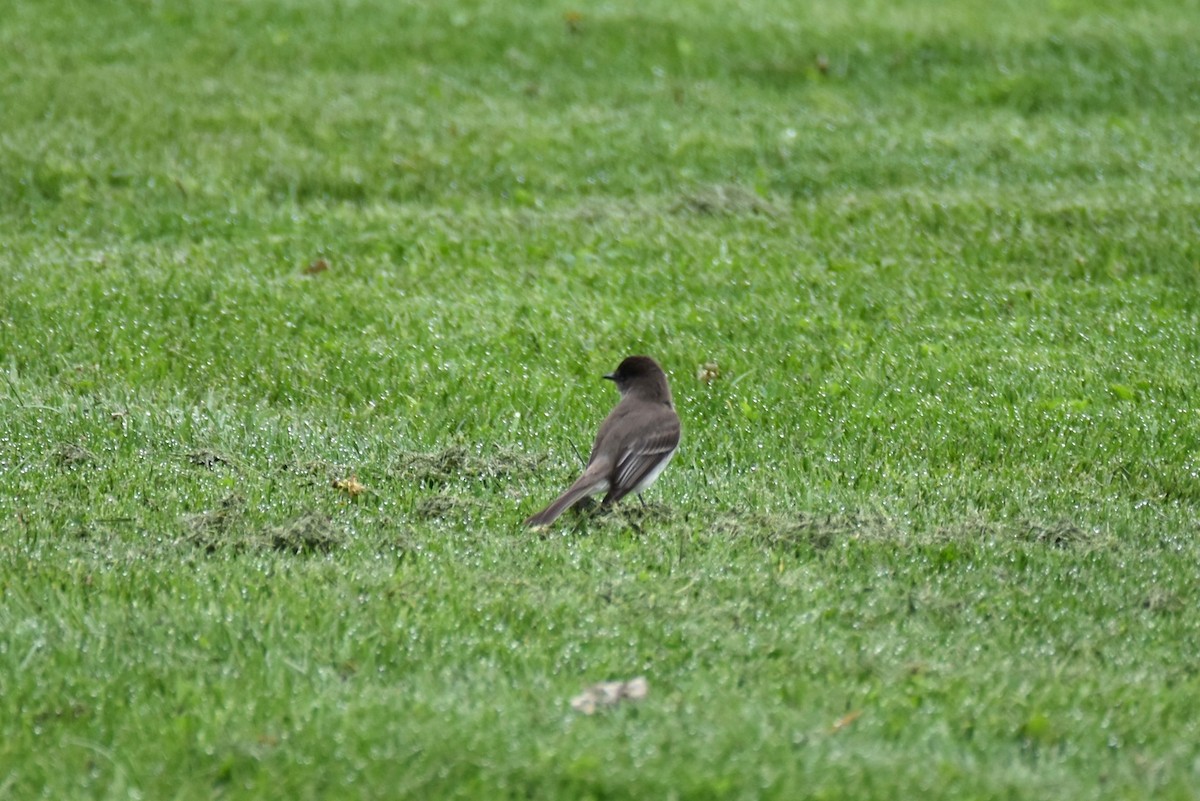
[569,676,649,715]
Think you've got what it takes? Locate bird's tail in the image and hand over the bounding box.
[524,472,605,528]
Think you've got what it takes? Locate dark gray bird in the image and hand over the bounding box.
[525,356,681,527]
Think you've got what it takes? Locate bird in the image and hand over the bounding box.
[525,355,681,527]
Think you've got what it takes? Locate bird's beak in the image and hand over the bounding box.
[602,372,616,382]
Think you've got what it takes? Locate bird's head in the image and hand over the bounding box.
[603,356,672,404]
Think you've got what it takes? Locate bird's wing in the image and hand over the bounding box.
[609,423,681,503]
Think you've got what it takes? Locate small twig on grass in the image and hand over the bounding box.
[1,369,61,413]
[1,369,24,404]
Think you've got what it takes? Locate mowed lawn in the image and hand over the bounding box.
[2,0,1199,798]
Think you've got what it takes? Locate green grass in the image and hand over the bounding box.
[3,0,1200,798]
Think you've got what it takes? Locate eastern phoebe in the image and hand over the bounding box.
[525,355,681,527]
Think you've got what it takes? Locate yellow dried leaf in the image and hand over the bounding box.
[332,475,366,497]
[831,710,862,733]
[696,361,721,384]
